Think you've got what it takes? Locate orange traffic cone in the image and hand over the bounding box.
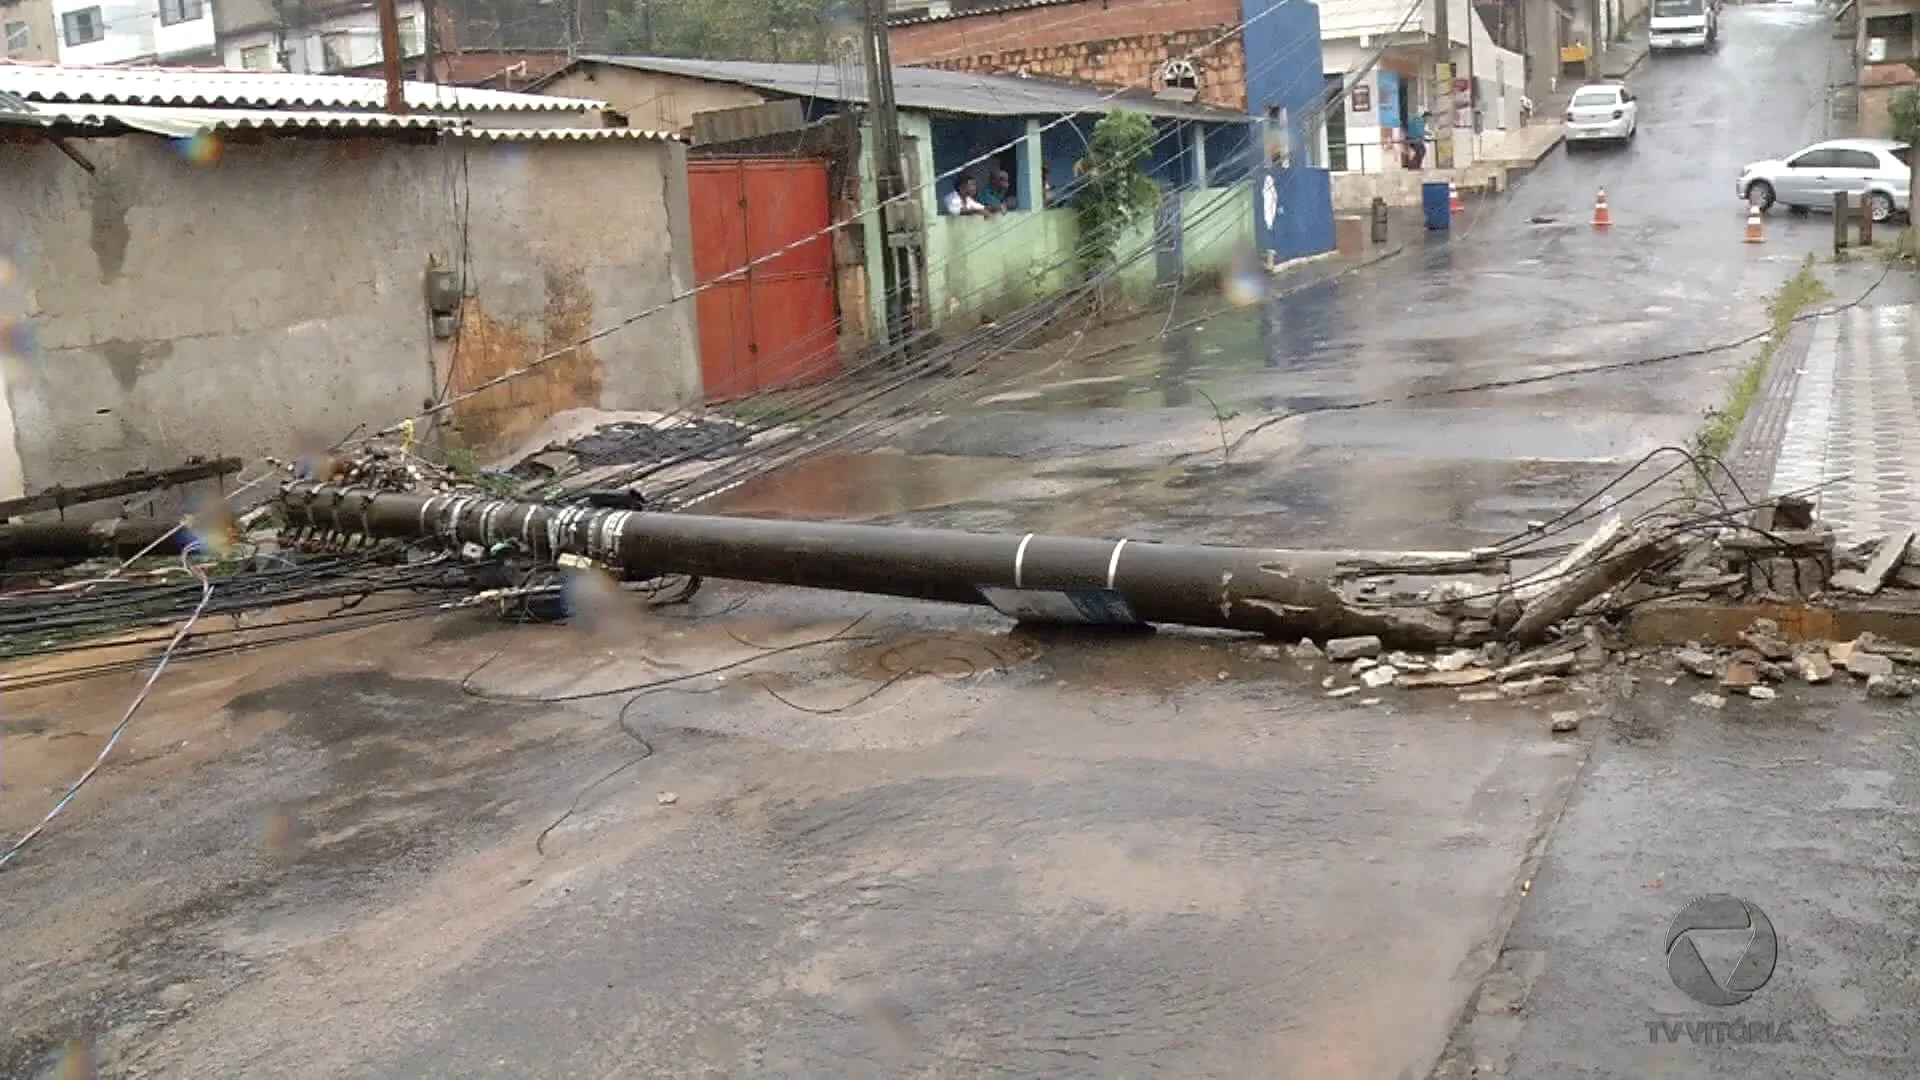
[1592,188,1612,229]
[1743,204,1765,244]
[1449,181,1464,215]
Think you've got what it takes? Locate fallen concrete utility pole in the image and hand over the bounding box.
[0,456,242,521]
[0,518,192,562]
[279,482,1513,646]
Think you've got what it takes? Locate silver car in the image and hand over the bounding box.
[1738,138,1912,222]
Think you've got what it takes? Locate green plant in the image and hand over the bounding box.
[1073,110,1163,273]
[443,446,482,478]
[1691,255,1831,464]
[603,0,826,61]
[1891,87,1920,145]
[1192,387,1239,464]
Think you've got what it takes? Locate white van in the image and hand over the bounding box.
[1651,0,1718,51]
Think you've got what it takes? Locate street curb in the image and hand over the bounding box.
[1424,733,1596,1080]
[1723,317,1814,497]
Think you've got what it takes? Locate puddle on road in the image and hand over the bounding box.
[703,451,1022,521]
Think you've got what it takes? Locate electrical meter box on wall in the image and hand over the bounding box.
[423,265,461,318]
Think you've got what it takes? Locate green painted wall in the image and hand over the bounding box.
[858,116,1257,338]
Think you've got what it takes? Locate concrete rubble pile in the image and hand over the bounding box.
[1257,494,1920,717]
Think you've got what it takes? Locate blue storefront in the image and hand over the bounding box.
[1241,0,1336,264]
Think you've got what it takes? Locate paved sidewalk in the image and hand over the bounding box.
[1734,295,1920,544]
[1763,304,1920,542]
[1601,20,1651,79]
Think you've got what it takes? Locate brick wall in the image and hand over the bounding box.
[889,0,1251,110]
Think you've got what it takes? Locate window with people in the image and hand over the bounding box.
[940,164,1063,216]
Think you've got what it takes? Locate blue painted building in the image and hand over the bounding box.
[1242,0,1337,264]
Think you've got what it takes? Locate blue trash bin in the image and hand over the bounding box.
[1422,180,1452,231]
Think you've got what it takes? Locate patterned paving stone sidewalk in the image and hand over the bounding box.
[1751,304,1920,544]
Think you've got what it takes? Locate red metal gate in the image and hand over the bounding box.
[687,158,840,403]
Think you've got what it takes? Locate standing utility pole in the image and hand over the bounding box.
[376,0,407,114]
[417,0,439,83]
[1432,0,1455,169]
[1587,0,1602,78]
[859,0,915,350]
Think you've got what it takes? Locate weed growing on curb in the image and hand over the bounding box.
[1691,255,1831,466]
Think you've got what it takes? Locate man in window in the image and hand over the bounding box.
[978,170,1015,212]
[942,175,991,216]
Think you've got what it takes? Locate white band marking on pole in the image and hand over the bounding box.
[1106,538,1129,589]
[1013,533,1035,588]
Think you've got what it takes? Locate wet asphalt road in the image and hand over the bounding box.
[1437,680,1920,1079]
[0,592,1588,1080]
[747,0,1893,553]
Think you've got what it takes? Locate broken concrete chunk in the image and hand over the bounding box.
[1829,640,1855,665]
[1399,667,1496,689]
[1867,674,1916,699]
[1796,653,1835,684]
[1746,686,1777,701]
[1479,641,1512,668]
[1691,692,1727,709]
[1496,652,1579,681]
[1326,686,1361,698]
[1499,675,1565,698]
[1351,657,1379,675]
[1458,690,1502,703]
[1361,665,1399,689]
[1831,531,1914,595]
[1385,650,1432,673]
[1844,652,1896,679]
[1434,649,1480,673]
[1719,661,1760,690]
[1326,635,1383,662]
[1772,494,1815,530]
[1755,660,1787,684]
[1287,638,1325,661]
[1738,620,1794,661]
[1676,648,1721,678]
[1549,710,1582,732]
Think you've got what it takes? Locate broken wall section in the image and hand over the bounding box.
[0,130,702,491]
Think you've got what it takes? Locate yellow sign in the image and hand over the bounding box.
[1561,42,1590,63]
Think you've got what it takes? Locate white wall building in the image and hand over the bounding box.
[52,0,214,64]
[1316,0,1526,173]
[218,0,424,72]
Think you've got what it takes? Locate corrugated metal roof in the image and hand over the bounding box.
[888,0,1081,26]
[2,103,459,138]
[0,60,605,113]
[573,55,1247,123]
[447,126,680,141]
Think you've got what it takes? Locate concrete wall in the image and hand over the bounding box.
[1,0,59,61]
[538,64,770,135]
[0,133,700,493]
[888,0,1251,110]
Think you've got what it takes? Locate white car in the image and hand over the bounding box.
[1564,83,1639,147]
[1650,0,1717,51]
[1738,138,1912,222]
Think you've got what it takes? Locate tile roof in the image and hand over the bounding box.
[567,55,1246,122]
[0,59,605,113]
